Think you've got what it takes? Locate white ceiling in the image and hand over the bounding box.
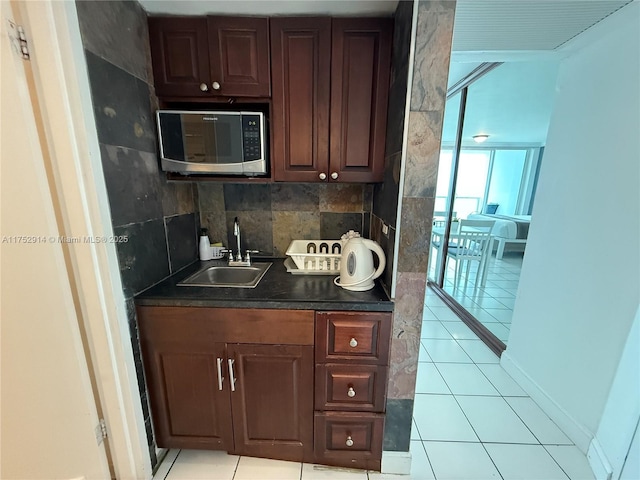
[451,0,632,52]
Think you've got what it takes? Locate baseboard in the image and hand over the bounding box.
[381,450,412,475]
[500,352,593,452]
[587,438,613,480]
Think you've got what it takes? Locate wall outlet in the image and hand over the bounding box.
[381,223,389,236]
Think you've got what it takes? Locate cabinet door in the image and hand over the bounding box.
[208,17,271,97]
[228,343,314,462]
[271,17,331,182]
[329,18,392,182]
[137,308,233,450]
[148,17,212,98]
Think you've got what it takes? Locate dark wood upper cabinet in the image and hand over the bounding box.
[330,18,392,183]
[148,17,212,98]
[149,16,270,98]
[271,18,331,182]
[207,17,271,97]
[271,17,392,183]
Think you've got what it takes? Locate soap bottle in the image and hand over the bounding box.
[199,228,213,261]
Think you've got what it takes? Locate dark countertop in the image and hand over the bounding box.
[135,258,394,312]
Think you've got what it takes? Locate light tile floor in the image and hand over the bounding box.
[152,290,594,480]
[429,247,524,344]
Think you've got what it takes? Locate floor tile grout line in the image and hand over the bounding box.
[417,437,438,479]
[161,449,181,480]
[541,444,576,480]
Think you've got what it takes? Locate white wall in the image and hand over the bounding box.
[502,0,640,454]
[591,306,640,479]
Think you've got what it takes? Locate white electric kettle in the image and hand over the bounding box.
[334,231,386,291]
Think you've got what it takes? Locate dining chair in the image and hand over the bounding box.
[445,219,495,290]
[432,210,457,227]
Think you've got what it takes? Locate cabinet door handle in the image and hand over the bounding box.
[347,386,356,398]
[331,172,339,180]
[212,81,221,90]
[319,172,327,180]
[199,83,209,92]
[228,358,236,392]
[349,337,358,348]
[345,435,354,447]
[216,358,224,391]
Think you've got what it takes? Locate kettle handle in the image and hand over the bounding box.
[361,239,386,281]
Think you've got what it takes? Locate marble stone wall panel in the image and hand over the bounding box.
[363,184,374,213]
[113,219,170,297]
[320,213,364,240]
[404,111,442,198]
[388,335,420,399]
[371,215,395,297]
[383,399,413,451]
[391,0,414,85]
[393,272,427,338]
[410,1,456,112]
[76,0,152,83]
[162,182,196,217]
[224,184,272,211]
[385,65,410,158]
[373,152,402,227]
[198,184,225,212]
[225,211,274,255]
[319,184,364,213]
[272,184,319,211]
[165,213,198,273]
[99,144,163,227]
[85,51,156,153]
[198,184,227,244]
[397,197,434,273]
[272,211,321,257]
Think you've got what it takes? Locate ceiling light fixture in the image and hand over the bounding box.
[473,134,490,143]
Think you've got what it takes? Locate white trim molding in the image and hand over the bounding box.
[500,352,593,452]
[381,450,412,475]
[588,438,614,480]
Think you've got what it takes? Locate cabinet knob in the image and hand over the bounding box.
[345,436,354,447]
[331,172,339,180]
[319,172,327,180]
[199,83,209,92]
[349,338,358,348]
[347,387,356,398]
[212,81,221,90]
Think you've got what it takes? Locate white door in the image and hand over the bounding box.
[0,2,112,478]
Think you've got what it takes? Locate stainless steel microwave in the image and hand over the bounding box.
[156,110,267,175]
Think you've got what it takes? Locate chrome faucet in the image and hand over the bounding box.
[233,217,242,262]
[228,217,259,266]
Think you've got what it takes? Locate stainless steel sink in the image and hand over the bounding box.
[178,262,272,288]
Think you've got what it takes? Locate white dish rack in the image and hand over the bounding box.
[285,239,345,274]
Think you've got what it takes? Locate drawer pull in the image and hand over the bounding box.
[347,386,356,397]
[349,338,358,348]
[345,436,354,447]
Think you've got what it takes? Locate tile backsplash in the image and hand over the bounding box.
[198,183,373,256]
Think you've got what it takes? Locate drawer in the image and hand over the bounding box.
[315,364,387,412]
[315,311,391,365]
[314,412,384,470]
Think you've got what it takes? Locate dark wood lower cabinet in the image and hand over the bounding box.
[229,343,314,461]
[137,306,315,462]
[314,412,384,470]
[137,306,391,471]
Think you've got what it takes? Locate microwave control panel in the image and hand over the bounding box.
[241,114,263,161]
